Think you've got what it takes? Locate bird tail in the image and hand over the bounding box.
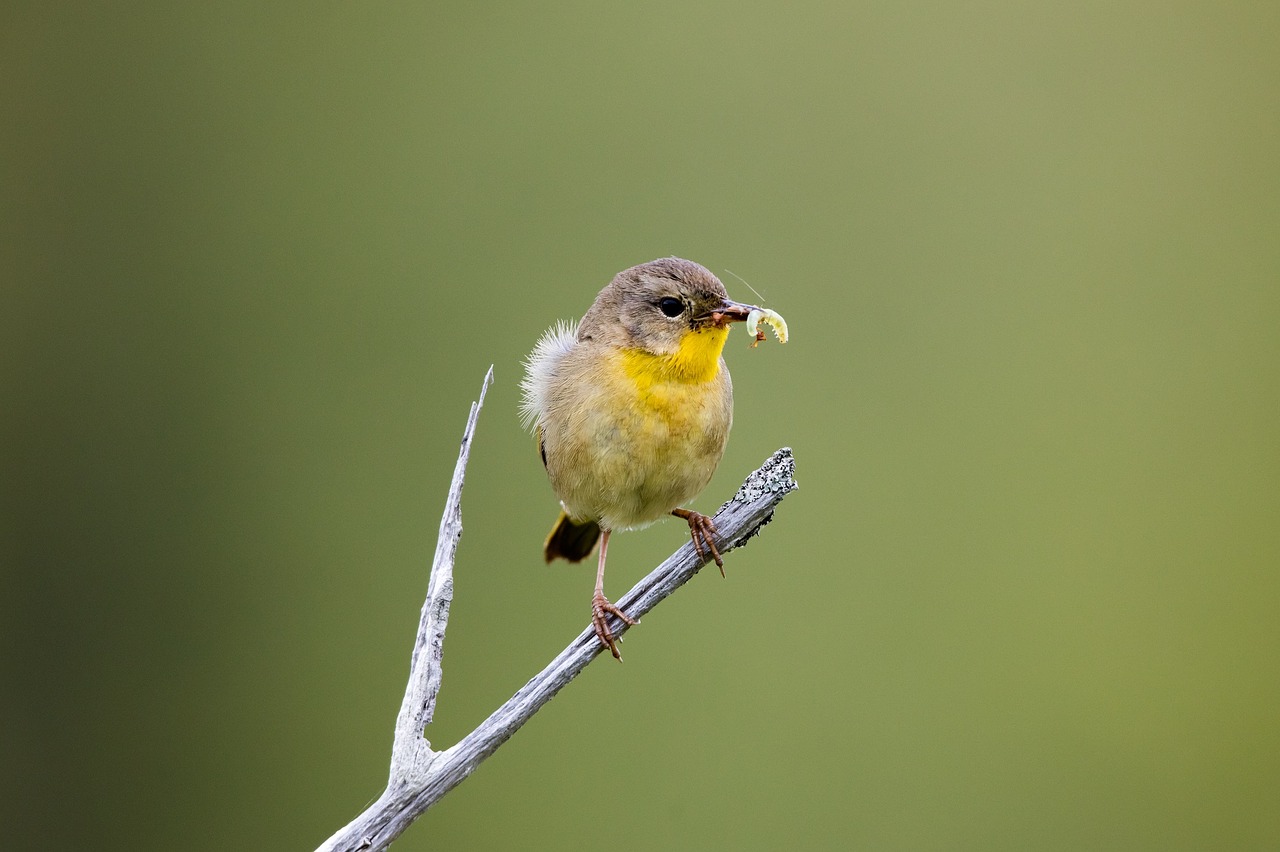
[543,511,602,563]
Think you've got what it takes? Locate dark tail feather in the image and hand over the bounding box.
[543,511,601,563]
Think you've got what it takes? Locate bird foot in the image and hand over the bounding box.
[673,508,724,576]
[591,591,638,661]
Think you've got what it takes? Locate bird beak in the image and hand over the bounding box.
[701,299,756,327]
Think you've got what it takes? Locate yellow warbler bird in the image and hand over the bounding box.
[520,257,785,660]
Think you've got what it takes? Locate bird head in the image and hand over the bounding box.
[579,258,758,371]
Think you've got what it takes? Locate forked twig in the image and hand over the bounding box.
[316,368,797,851]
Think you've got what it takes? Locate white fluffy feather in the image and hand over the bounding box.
[519,319,578,432]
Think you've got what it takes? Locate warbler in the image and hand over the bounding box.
[519,257,781,660]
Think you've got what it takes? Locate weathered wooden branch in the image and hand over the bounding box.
[316,368,798,852]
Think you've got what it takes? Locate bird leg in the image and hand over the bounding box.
[672,507,724,577]
[591,529,637,661]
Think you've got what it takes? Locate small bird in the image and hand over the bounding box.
[520,257,781,660]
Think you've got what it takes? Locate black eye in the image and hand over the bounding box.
[657,297,684,318]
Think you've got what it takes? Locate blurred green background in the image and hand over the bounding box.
[4,2,1278,849]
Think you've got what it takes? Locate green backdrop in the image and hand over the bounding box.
[4,2,1278,849]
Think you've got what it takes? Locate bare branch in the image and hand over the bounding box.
[316,368,797,852]
[391,365,493,781]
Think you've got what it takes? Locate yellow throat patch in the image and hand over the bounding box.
[620,325,729,388]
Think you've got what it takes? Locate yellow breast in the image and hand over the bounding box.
[616,326,729,431]
[549,327,733,531]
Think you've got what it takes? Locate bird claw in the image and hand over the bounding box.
[675,509,724,576]
[591,592,638,661]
